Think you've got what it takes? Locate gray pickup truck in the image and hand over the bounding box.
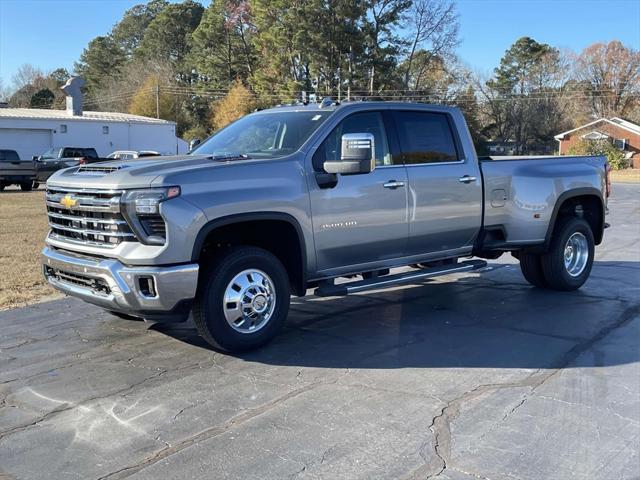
[42,101,609,352]
[0,149,36,191]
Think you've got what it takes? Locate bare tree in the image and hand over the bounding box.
[11,64,44,91]
[402,0,459,90]
[574,41,640,119]
[0,78,11,102]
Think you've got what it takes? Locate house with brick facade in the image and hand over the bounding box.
[555,117,640,168]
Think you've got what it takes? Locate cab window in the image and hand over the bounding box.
[393,111,460,164]
[313,111,393,171]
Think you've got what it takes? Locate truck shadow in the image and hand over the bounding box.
[152,260,640,370]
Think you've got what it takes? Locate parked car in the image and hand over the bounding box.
[0,149,36,191]
[34,147,109,183]
[107,150,161,160]
[42,101,609,352]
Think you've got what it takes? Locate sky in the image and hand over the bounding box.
[0,0,639,89]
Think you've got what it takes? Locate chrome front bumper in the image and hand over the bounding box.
[42,246,199,320]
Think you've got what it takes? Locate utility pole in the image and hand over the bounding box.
[155,84,160,119]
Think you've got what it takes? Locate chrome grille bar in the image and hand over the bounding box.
[47,222,136,238]
[47,211,127,225]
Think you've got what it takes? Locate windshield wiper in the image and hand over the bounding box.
[204,152,251,162]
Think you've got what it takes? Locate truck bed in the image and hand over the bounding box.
[479,154,607,247]
[0,160,36,180]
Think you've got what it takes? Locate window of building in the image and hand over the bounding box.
[103,126,109,134]
[614,138,627,150]
[60,124,67,133]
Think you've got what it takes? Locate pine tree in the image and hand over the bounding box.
[188,0,255,88]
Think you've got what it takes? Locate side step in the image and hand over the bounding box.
[314,259,488,297]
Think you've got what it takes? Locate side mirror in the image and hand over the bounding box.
[32,156,40,161]
[323,133,375,175]
[189,138,201,152]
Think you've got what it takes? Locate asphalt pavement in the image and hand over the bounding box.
[1,184,639,480]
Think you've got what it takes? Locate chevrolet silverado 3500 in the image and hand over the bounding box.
[42,101,609,352]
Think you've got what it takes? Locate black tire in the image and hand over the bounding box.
[0,183,5,192]
[20,182,32,191]
[108,310,143,321]
[32,181,40,189]
[193,246,290,352]
[519,252,548,288]
[541,217,594,291]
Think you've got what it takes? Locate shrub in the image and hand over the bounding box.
[210,80,257,131]
[567,139,628,170]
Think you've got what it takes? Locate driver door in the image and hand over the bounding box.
[308,111,409,276]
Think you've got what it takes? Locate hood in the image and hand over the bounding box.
[46,154,244,190]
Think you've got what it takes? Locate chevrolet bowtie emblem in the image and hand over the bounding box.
[60,194,77,209]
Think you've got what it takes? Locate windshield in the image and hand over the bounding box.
[191,110,331,158]
[40,148,61,160]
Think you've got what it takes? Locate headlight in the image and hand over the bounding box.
[122,187,180,215]
[121,187,180,245]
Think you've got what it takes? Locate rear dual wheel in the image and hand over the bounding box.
[519,217,594,291]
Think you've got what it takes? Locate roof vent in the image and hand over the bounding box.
[61,77,85,116]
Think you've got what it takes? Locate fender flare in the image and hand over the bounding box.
[191,211,308,294]
[544,187,605,248]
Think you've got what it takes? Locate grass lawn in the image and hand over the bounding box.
[0,188,60,310]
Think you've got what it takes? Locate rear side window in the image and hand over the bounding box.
[393,111,459,164]
[0,150,19,161]
[82,149,98,158]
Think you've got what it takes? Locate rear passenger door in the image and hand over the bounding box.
[392,110,482,256]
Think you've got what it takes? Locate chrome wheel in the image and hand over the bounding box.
[223,269,276,334]
[564,232,589,277]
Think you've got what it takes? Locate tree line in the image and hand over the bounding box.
[2,0,639,155]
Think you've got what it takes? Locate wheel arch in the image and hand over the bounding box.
[544,187,605,249]
[192,212,308,296]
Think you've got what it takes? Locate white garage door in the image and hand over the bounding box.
[0,128,52,160]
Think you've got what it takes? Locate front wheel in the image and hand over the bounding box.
[193,246,290,352]
[541,217,594,291]
[20,182,32,191]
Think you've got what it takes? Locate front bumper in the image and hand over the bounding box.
[42,246,199,321]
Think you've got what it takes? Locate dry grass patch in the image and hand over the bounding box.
[610,169,640,183]
[0,189,60,310]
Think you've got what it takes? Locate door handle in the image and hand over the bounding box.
[383,180,405,189]
[458,175,477,184]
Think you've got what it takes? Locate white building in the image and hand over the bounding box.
[0,108,188,160]
[0,76,188,160]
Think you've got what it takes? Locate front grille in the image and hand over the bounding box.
[46,187,135,248]
[44,265,111,295]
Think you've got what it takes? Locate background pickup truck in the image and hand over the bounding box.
[0,149,36,191]
[42,101,609,352]
[35,147,109,183]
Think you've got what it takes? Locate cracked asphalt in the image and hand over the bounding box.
[1,184,639,480]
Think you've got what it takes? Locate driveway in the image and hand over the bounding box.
[1,184,638,480]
